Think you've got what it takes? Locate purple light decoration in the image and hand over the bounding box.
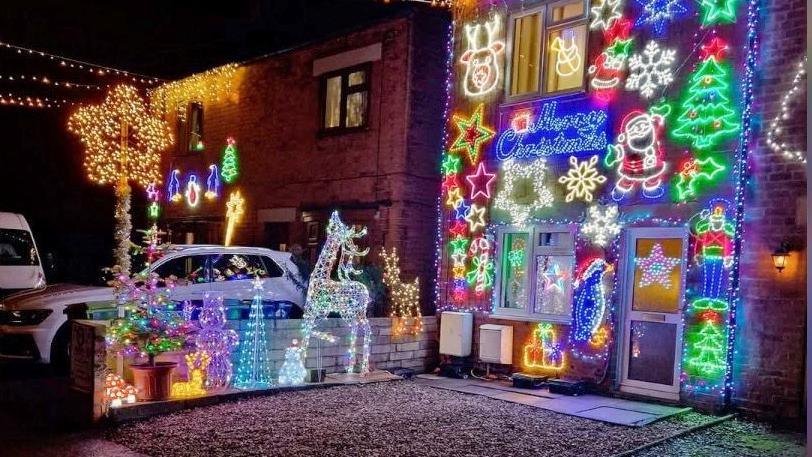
[196,294,238,389]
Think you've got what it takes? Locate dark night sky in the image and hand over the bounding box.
[0,0,416,284]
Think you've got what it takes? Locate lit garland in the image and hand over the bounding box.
[381,247,423,335]
[0,72,103,90]
[0,91,70,109]
[68,85,173,272]
[171,351,211,398]
[220,137,239,183]
[765,55,807,164]
[278,339,308,386]
[626,41,676,98]
[149,63,238,121]
[234,277,273,389]
[196,294,238,389]
[672,38,739,150]
[493,158,554,226]
[557,155,607,203]
[635,243,681,289]
[460,14,504,97]
[301,211,372,374]
[523,323,565,370]
[224,190,245,246]
[449,103,495,164]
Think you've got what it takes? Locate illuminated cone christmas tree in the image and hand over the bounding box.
[277,339,308,386]
[234,278,272,388]
[672,43,738,150]
[686,319,726,377]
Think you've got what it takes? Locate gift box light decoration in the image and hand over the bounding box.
[381,247,423,335]
[277,339,308,386]
[300,211,372,375]
[523,323,565,370]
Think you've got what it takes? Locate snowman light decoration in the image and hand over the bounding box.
[605,105,671,200]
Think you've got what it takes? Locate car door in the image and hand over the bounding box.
[152,254,211,303]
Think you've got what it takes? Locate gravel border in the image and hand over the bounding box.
[108,381,722,457]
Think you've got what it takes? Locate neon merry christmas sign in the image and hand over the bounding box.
[495,101,609,160]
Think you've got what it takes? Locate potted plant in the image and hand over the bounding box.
[106,268,194,401]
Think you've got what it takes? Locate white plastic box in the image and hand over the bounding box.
[439,311,473,357]
[479,324,513,364]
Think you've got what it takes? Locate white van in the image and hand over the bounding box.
[0,212,46,294]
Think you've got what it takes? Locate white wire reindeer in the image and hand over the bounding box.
[301,211,372,374]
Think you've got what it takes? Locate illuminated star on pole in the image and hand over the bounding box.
[465,162,497,200]
[450,103,495,164]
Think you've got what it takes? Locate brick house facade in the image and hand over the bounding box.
[160,7,450,314]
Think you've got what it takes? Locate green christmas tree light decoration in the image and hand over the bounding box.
[234,277,273,389]
[672,38,739,150]
[685,318,727,377]
[220,137,239,183]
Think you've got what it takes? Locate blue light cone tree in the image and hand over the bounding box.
[234,277,273,388]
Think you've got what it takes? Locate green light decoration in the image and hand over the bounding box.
[698,0,738,26]
[690,297,729,311]
[507,249,525,267]
[673,156,726,201]
[465,255,494,289]
[449,236,470,256]
[441,152,462,176]
[220,137,239,183]
[685,317,727,377]
[672,53,739,150]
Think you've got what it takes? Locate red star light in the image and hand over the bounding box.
[604,18,632,43]
[699,37,728,61]
[450,103,495,164]
[465,162,496,200]
[442,175,460,191]
[449,220,468,237]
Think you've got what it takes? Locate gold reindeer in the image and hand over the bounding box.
[380,247,422,336]
[171,351,211,398]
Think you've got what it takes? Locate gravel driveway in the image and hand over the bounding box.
[108,381,720,457]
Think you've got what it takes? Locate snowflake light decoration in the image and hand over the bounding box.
[494,158,554,227]
[634,0,688,35]
[581,204,621,247]
[626,41,676,98]
[590,0,623,31]
[636,243,681,288]
[558,155,607,202]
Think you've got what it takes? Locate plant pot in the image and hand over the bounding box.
[130,361,178,401]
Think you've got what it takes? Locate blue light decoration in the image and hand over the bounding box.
[166,168,181,202]
[494,100,609,161]
[571,259,612,343]
[205,164,220,200]
[634,0,688,35]
[234,277,273,389]
[453,199,471,220]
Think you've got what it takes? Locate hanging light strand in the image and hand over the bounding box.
[0,72,104,90]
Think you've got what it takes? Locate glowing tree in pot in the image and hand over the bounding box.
[106,270,194,401]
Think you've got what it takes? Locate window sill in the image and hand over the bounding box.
[317,125,370,138]
[501,88,588,109]
[488,312,572,325]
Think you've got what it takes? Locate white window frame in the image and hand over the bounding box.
[492,224,576,323]
[504,0,589,102]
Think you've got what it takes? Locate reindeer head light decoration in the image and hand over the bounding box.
[460,14,505,98]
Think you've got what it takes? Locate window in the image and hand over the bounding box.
[153,255,209,283]
[495,225,575,322]
[211,254,280,282]
[186,102,204,151]
[0,229,38,266]
[507,0,587,99]
[320,65,370,131]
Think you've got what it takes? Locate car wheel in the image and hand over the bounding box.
[50,324,71,375]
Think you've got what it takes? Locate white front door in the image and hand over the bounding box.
[619,227,688,400]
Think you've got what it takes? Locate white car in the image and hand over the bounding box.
[0,245,307,369]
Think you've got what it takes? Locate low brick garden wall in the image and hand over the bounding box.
[228,316,439,375]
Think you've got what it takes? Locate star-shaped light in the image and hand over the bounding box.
[450,103,495,164]
[464,204,487,232]
[451,252,467,267]
[604,18,632,42]
[699,37,729,61]
[558,155,607,203]
[636,243,681,288]
[452,265,467,279]
[442,175,460,191]
[607,38,633,59]
[445,187,463,208]
[590,0,623,31]
[441,153,462,176]
[465,162,496,200]
[449,236,470,255]
[453,199,471,220]
[634,0,688,35]
[699,0,737,26]
[449,220,468,237]
[493,158,554,227]
[543,262,570,292]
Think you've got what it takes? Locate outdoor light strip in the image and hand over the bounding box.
[0,72,104,90]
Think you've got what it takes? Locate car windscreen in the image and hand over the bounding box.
[0,229,39,266]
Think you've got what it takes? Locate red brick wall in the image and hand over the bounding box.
[163,9,450,315]
[734,0,807,422]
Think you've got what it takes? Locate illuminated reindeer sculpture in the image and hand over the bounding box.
[301,211,372,374]
[460,14,505,97]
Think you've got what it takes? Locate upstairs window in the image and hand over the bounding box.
[321,65,370,131]
[507,0,588,99]
[187,102,204,151]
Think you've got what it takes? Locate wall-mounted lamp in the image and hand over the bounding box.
[771,241,791,273]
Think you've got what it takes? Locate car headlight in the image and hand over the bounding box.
[0,309,53,325]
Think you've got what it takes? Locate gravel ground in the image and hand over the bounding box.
[108,381,719,457]
[632,418,805,457]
